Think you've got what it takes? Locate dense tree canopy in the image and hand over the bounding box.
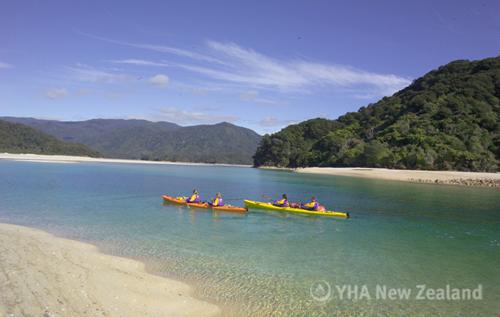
[254,56,500,172]
[0,120,101,157]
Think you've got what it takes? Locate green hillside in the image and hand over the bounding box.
[0,120,101,157]
[1,118,261,165]
[254,56,500,172]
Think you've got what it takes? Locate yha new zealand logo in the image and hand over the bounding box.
[310,281,332,303]
[310,282,483,303]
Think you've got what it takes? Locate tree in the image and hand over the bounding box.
[253,56,500,172]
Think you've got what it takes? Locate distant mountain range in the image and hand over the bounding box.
[0,117,261,164]
[0,120,101,157]
[253,56,500,172]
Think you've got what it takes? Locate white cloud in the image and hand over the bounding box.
[181,40,411,94]
[128,43,225,65]
[66,65,134,83]
[149,74,170,87]
[89,33,411,95]
[157,107,238,125]
[46,88,69,99]
[127,40,409,95]
[294,61,410,95]
[0,62,13,69]
[80,32,225,65]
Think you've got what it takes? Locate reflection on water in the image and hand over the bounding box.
[0,161,499,316]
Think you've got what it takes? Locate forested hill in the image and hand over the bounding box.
[253,56,500,172]
[0,118,261,165]
[0,120,101,157]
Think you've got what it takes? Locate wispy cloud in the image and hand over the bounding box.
[45,88,69,99]
[185,40,411,94]
[90,33,410,95]
[127,43,225,65]
[79,32,225,65]
[149,74,169,87]
[0,62,13,69]
[157,107,238,125]
[110,59,169,67]
[66,65,134,83]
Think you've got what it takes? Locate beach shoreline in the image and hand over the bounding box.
[295,167,500,188]
[0,222,220,317]
[0,153,251,167]
[3,153,498,188]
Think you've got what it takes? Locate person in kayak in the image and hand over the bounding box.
[210,192,224,207]
[301,197,319,211]
[273,194,289,207]
[186,189,201,203]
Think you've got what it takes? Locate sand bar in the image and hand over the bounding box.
[296,167,500,188]
[0,223,220,317]
[0,153,250,167]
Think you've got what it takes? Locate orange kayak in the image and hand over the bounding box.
[162,195,247,213]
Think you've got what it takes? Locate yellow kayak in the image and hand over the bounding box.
[244,200,349,218]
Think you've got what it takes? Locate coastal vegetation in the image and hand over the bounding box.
[1,118,261,165]
[0,120,101,157]
[253,57,500,172]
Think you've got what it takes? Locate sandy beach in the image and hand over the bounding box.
[0,153,250,167]
[2,153,498,188]
[296,167,500,188]
[0,223,220,317]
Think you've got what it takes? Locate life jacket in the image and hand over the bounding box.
[187,194,200,203]
[303,201,319,210]
[212,197,224,206]
[274,198,289,207]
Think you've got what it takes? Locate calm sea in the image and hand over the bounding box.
[0,160,499,316]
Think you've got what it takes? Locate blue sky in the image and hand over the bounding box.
[1,0,499,134]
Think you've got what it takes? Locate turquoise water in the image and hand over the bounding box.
[0,160,499,316]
